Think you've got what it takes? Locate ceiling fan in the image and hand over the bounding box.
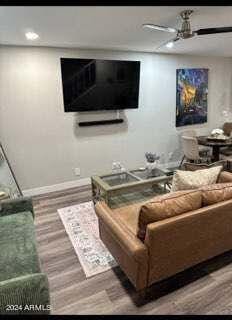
[143,10,232,49]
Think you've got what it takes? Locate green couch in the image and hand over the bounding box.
[0,197,50,314]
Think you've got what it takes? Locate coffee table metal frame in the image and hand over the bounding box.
[91,169,173,205]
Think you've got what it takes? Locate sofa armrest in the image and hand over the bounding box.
[95,201,148,290]
[145,199,232,286]
[0,197,34,218]
[0,273,50,314]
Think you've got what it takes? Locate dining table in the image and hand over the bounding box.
[197,135,232,162]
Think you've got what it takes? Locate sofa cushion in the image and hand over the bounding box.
[201,182,232,206]
[137,190,202,241]
[171,166,222,192]
[0,211,41,282]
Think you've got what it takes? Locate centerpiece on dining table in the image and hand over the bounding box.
[207,128,230,141]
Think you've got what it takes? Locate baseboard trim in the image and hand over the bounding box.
[22,161,180,197]
[23,178,91,197]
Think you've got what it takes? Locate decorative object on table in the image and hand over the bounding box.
[145,152,160,174]
[112,161,126,174]
[207,128,229,141]
[0,143,22,198]
[145,152,160,163]
[176,68,208,127]
[211,128,224,136]
[58,201,117,278]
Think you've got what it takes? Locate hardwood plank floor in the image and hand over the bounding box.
[33,185,232,315]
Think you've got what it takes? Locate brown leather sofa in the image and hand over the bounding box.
[95,171,232,291]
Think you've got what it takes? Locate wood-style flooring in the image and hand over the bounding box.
[33,185,232,315]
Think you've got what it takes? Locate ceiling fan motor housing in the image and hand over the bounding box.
[179,10,194,39]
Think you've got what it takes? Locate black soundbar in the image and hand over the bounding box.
[78,119,123,127]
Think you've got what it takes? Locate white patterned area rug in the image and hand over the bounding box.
[58,201,117,278]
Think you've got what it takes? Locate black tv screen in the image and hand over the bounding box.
[60,58,140,112]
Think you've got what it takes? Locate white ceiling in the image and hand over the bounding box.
[1,6,232,57]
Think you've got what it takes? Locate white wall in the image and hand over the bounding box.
[0,45,231,191]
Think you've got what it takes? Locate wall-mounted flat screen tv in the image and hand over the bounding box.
[60,58,140,112]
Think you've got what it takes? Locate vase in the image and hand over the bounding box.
[146,161,158,175]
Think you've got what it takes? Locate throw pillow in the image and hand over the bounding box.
[171,166,222,192]
[201,182,232,206]
[137,189,202,241]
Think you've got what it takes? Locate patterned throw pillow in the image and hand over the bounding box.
[171,166,223,192]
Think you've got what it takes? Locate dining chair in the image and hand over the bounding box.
[180,135,211,167]
[223,122,232,137]
[180,129,211,153]
[179,131,211,167]
[219,151,232,171]
[219,122,232,170]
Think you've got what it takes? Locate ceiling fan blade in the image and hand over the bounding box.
[143,24,177,33]
[156,37,180,50]
[195,27,232,35]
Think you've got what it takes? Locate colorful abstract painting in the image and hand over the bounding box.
[176,68,208,127]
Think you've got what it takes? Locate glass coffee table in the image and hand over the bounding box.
[91,167,174,207]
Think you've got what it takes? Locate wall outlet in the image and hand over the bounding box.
[74,167,81,176]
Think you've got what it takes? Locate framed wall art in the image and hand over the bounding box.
[176,68,208,127]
